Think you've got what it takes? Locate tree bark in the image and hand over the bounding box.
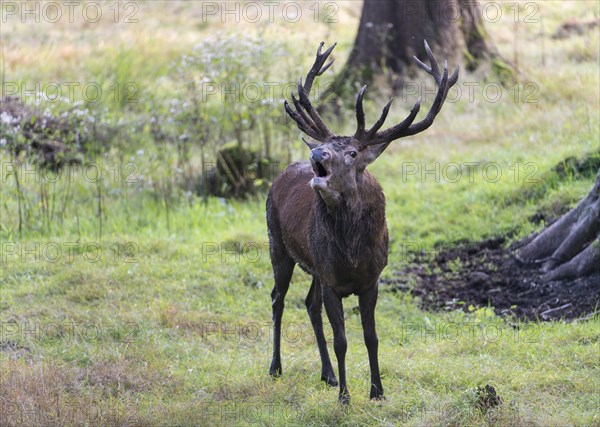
[331,0,507,95]
[517,170,600,282]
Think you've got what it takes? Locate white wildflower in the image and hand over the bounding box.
[0,111,14,124]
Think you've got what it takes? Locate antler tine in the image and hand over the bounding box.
[363,97,396,140]
[301,137,320,150]
[299,43,336,134]
[284,100,322,141]
[424,40,440,83]
[363,97,422,145]
[291,93,319,134]
[401,68,449,135]
[297,79,333,138]
[284,42,337,142]
[304,42,337,95]
[359,40,459,148]
[354,85,402,142]
[355,86,367,137]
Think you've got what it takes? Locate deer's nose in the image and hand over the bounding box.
[310,148,330,163]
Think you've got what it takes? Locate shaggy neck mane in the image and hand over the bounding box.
[314,189,384,265]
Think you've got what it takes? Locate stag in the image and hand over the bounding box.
[266,41,459,403]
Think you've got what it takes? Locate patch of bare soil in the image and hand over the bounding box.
[390,237,600,321]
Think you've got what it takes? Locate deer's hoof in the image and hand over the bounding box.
[321,374,338,387]
[269,363,282,378]
[338,393,350,405]
[370,388,385,401]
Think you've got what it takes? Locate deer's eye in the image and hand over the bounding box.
[349,151,358,158]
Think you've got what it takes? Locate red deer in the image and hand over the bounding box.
[267,41,459,403]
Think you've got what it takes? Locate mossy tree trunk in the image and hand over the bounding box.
[517,170,600,282]
[330,0,507,95]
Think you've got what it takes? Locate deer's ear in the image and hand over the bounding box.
[362,141,391,165]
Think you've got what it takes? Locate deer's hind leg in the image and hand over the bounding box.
[268,235,295,378]
[305,276,337,386]
[359,284,384,400]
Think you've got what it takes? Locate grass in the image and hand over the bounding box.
[1,1,600,426]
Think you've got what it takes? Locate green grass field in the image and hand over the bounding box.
[1,1,599,425]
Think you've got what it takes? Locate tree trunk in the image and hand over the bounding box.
[331,0,507,95]
[517,170,600,282]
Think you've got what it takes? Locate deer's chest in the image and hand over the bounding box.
[309,232,388,297]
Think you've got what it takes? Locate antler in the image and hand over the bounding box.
[284,42,337,142]
[357,40,459,148]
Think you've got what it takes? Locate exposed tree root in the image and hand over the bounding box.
[543,236,600,282]
[517,170,600,282]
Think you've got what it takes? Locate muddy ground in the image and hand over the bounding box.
[389,236,600,321]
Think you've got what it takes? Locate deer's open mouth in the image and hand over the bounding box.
[314,161,329,178]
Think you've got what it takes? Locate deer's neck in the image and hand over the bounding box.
[313,184,386,266]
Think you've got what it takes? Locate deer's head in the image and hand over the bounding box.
[285,42,459,208]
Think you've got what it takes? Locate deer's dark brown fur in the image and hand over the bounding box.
[267,41,458,403]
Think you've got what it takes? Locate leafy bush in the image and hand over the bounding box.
[148,32,296,198]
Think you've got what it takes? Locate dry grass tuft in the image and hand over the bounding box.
[0,359,163,425]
